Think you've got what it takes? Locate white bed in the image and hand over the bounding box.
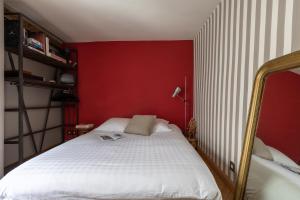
[245,155,300,200]
[0,124,221,200]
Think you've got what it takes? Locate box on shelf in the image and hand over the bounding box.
[76,124,95,135]
[46,39,67,63]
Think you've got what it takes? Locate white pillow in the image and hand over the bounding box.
[267,146,299,169]
[95,118,130,133]
[253,137,273,161]
[152,119,172,133]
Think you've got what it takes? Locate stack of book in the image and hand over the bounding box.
[27,38,43,52]
[26,32,46,55]
[24,29,67,64]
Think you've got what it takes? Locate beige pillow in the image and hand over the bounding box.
[253,137,273,161]
[124,115,156,136]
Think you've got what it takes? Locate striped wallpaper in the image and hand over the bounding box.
[193,0,300,180]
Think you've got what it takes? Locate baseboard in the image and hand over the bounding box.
[197,147,235,192]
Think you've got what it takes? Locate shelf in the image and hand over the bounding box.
[5,46,75,71]
[52,99,79,103]
[5,76,74,90]
[4,12,78,166]
[5,105,63,112]
[4,124,63,142]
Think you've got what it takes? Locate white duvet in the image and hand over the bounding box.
[0,125,221,200]
[245,155,300,200]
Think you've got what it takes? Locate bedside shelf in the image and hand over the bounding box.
[4,12,79,169]
[6,46,76,71]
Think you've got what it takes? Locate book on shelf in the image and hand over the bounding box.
[31,32,45,51]
[27,38,43,49]
[45,37,50,56]
[27,43,44,52]
[23,28,28,45]
[27,45,45,55]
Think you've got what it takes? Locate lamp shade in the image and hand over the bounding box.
[172,87,181,97]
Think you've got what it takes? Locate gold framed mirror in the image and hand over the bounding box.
[234,51,300,200]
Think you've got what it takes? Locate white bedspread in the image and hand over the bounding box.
[0,125,221,200]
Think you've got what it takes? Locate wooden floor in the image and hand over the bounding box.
[197,149,234,200]
[207,162,234,200]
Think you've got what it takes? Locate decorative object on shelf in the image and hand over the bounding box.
[187,118,197,149]
[60,73,74,85]
[172,76,188,133]
[76,124,95,135]
[187,118,197,139]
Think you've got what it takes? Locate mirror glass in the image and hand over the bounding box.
[245,69,300,200]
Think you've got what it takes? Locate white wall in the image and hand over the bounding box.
[0,0,4,177]
[193,0,300,180]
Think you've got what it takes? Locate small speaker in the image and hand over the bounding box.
[5,20,20,47]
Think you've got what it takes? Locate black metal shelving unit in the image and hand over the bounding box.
[4,13,79,171]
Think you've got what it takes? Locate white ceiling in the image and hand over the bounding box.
[5,0,220,42]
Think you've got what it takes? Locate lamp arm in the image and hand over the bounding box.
[177,95,187,102]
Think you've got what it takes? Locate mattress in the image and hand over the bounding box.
[0,125,221,200]
[245,155,300,200]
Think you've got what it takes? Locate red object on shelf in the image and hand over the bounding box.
[64,128,78,141]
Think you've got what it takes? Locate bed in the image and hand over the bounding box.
[245,155,300,200]
[0,123,221,200]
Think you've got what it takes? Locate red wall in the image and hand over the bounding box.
[257,71,300,164]
[71,41,193,130]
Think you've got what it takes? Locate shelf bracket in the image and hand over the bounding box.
[39,89,54,152]
[20,97,38,153]
[7,51,38,154]
[8,52,16,71]
[39,68,58,152]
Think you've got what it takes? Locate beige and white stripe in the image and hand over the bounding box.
[194,0,298,180]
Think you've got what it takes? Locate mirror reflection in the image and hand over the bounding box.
[245,70,300,200]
